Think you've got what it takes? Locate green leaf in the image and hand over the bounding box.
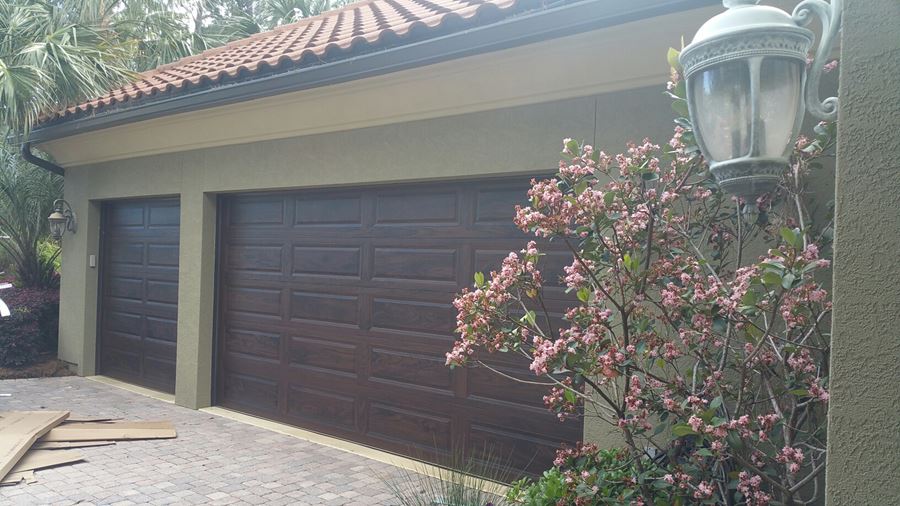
[473,271,485,286]
[564,388,577,403]
[782,272,796,289]
[780,227,802,249]
[672,424,697,437]
[710,396,723,410]
[577,287,591,303]
[741,290,758,306]
[671,99,689,118]
[762,271,782,287]
[667,47,681,70]
[574,180,589,195]
[652,422,667,436]
[674,79,686,98]
[603,191,616,206]
[522,310,537,327]
[790,389,810,396]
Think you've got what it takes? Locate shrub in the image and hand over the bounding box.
[0,281,60,355]
[0,311,42,367]
[508,444,668,505]
[448,57,836,505]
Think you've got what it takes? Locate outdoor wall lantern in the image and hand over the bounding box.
[48,199,76,242]
[679,0,842,198]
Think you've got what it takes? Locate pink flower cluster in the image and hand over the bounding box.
[738,471,771,506]
[446,243,542,367]
[776,446,805,474]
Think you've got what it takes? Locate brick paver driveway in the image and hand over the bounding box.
[0,377,402,505]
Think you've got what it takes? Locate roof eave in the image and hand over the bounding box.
[30,0,718,144]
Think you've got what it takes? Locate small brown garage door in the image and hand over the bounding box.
[216,179,579,475]
[99,198,180,394]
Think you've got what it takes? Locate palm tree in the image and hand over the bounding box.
[1,0,353,136]
[0,0,135,136]
[0,144,63,288]
[195,0,351,43]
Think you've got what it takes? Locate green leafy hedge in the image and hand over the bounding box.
[507,445,669,506]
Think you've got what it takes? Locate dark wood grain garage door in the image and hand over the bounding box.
[216,179,579,475]
[99,198,180,394]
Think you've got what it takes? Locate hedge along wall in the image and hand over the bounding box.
[0,281,60,367]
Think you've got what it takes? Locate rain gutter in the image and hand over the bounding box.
[21,142,65,177]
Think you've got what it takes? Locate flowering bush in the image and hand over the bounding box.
[448,57,835,505]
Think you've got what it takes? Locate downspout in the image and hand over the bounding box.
[21,142,65,177]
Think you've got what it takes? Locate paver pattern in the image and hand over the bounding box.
[0,377,402,505]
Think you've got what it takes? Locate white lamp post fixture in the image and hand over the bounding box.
[679,0,842,198]
[48,199,77,242]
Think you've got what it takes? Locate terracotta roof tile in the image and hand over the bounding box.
[46,0,537,123]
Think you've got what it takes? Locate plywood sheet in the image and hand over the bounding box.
[63,417,120,423]
[0,411,69,480]
[9,450,83,473]
[0,470,34,486]
[41,420,176,442]
[32,441,115,450]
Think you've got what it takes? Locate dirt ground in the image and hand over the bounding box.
[0,353,75,380]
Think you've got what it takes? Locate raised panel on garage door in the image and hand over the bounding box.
[216,179,579,476]
[99,198,180,393]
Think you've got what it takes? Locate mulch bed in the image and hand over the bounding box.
[0,354,74,380]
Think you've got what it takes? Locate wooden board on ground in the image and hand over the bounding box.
[9,450,83,473]
[63,417,120,424]
[32,440,115,450]
[0,470,35,486]
[40,420,176,442]
[0,411,69,480]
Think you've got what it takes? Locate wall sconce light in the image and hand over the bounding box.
[48,199,77,242]
[679,0,842,198]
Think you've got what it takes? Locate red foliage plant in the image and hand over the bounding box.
[0,275,60,366]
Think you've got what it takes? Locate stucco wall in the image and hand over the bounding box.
[57,85,674,443]
[826,0,900,503]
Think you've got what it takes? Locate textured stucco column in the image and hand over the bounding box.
[174,190,218,409]
[56,167,101,376]
[826,0,900,503]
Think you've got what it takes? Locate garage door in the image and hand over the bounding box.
[99,198,180,393]
[216,179,580,474]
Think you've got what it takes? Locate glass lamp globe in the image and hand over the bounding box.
[48,210,68,242]
[680,0,814,198]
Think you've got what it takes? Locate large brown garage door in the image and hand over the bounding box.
[99,198,180,394]
[216,179,579,474]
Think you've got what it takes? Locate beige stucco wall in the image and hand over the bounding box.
[826,0,900,503]
[57,85,674,448]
